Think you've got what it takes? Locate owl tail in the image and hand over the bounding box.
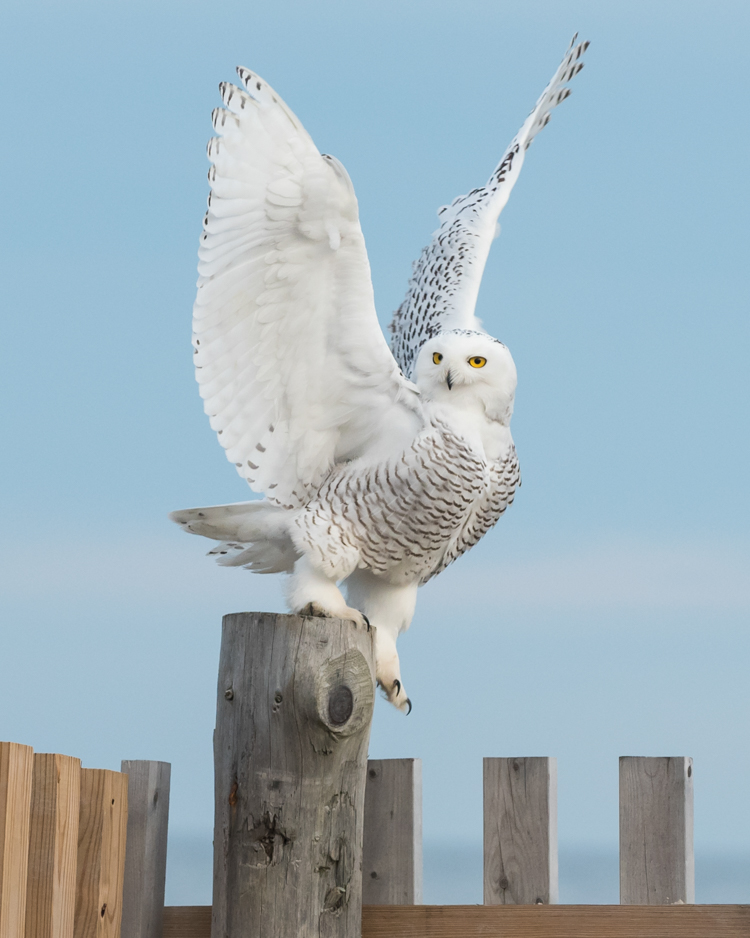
[168,500,299,574]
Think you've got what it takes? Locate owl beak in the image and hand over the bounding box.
[446,370,454,390]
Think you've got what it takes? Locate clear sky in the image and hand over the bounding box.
[2,0,749,901]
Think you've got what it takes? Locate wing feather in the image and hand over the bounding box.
[389,35,589,378]
[194,70,421,508]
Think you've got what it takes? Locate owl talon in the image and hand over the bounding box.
[362,614,371,631]
[393,679,401,695]
[405,698,412,715]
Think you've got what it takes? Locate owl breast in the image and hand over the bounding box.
[292,415,520,585]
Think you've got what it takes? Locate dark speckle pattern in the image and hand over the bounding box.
[294,416,521,586]
[388,35,589,379]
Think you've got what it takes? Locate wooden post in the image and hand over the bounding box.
[0,742,34,938]
[483,757,558,905]
[75,770,128,938]
[620,756,694,904]
[121,759,172,938]
[25,754,81,938]
[213,612,375,938]
[119,762,170,938]
[362,759,422,904]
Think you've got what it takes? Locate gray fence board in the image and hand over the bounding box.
[363,758,423,904]
[483,757,558,905]
[619,756,694,904]
[119,761,171,938]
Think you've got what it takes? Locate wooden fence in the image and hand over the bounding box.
[2,742,748,938]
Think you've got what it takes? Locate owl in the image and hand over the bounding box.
[171,36,588,711]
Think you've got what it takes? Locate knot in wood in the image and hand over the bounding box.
[323,885,347,912]
[328,685,354,726]
[250,812,290,864]
[314,647,374,738]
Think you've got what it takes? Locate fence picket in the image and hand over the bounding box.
[119,762,170,938]
[0,742,34,938]
[75,770,128,938]
[483,757,558,905]
[25,754,81,938]
[0,735,728,929]
[619,756,694,904]
[362,759,423,904]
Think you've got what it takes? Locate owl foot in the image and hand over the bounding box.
[378,676,412,714]
[287,558,371,630]
[297,600,370,631]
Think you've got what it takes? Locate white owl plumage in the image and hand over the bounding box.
[171,36,589,711]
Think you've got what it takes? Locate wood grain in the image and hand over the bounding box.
[25,754,81,938]
[119,762,170,938]
[0,742,34,938]
[483,758,557,904]
[619,756,694,904]
[213,612,375,938]
[162,904,750,938]
[75,770,128,938]
[363,759,422,904]
[162,908,210,938]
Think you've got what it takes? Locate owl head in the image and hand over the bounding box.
[413,330,517,425]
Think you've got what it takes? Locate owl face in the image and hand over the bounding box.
[413,330,517,423]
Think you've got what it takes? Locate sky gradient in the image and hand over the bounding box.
[2,0,749,902]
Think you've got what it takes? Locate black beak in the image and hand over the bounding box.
[446,370,453,390]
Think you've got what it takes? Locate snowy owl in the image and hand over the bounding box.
[170,36,589,712]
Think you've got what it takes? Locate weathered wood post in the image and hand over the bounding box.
[120,759,172,938]
[363,759,423,904]
[119,761,170,938]
[620,756,694,904]
[483,757,558,905]
[213,612,376,938]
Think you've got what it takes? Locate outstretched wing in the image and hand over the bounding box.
[389,35,589,378]
[194,70,421,509]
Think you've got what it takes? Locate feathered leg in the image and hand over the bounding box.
[344,570,418,714]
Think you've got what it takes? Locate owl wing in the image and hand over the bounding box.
[194,70,422,509]
[389,35,589,378]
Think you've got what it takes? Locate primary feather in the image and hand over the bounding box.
[194,70,421,510]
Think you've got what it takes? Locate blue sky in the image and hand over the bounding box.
[2,0,749,900]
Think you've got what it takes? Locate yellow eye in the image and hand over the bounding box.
[433,352,443,364]
[469,356,487,368]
